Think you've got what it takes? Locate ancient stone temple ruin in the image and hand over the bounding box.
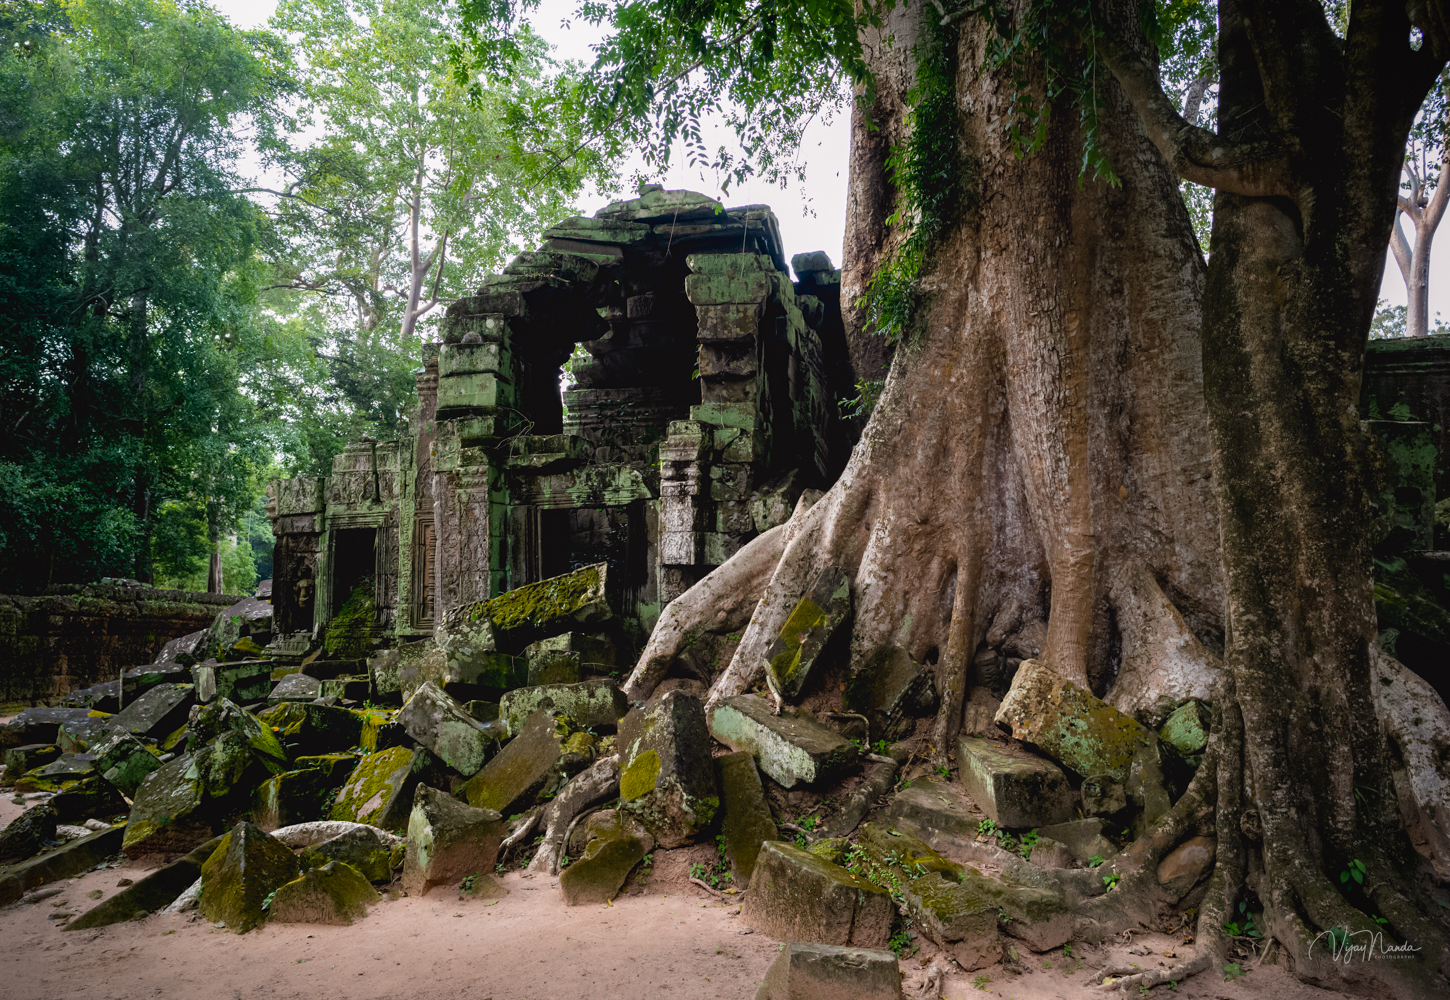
[265,188,856,658]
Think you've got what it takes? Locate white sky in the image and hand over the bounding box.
[217,0,1441,317]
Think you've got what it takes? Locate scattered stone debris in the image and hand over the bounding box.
[756,942,902,1000]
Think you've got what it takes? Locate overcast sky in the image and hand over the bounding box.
[217,0,1442,320]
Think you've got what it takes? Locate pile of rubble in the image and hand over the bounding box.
[6,560,1447,1000]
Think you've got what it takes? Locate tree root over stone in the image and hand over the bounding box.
[528,755,619,875]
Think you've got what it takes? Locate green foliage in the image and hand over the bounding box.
[1102,871,1120,890]
[887,924,918,957]
[840,378,885,419]
[1340,858,1367,887]
[1223,962,1244,981]
[1223,901,1262,939]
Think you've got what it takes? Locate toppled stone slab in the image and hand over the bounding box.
[122,752,211,856]
[402,784,505,896]
[1159,700,1211,756]
[199,821,300,933]
[0,707,93,748]
[765,567,851,700]
[154,628,210,666]
[270,860,379,924]
[845,646,938,742]
[1081,775,1128,817]
[716,750,778,885]
[329,746,417,830]
[304,826,398,883]
[440,562,612,654]
[897,870,1000,971]
[18,752,95,793]
[500,678,628,736]
[193,659,274,704]
[91,731,161,797]
[0,825,125,906]
[708,695,859,788]
[881,777,983,851]
[1157,836,1215,895]
[1028,837,1074,869]
[202,596,274,661]
[255,762,358,832]
[319,676,369,701]
[66,835,223,929]
[399,681,500,777]
[1035,818,1117,864]
[189,698,292,784]
[1127,742,1176,837]
[742,841,892,947]
[1373,648,1450,859]
[524,632,615,685]
[56,714,119,753]
[617,691,718,848]
[400,644,524,703]
[2,744,60,784]
[956,736,1073,829]
[0,803,57,863]
[109,683,194,740]
[995,658,1155,783]
[459,711,569,815]
[258,702,365,757]
[558,810,653,905]
[269,672,321,703]
[756,942,903,1000]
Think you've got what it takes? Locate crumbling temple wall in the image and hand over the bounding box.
[0,583,241,704]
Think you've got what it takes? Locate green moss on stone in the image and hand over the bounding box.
[324,580,376,658]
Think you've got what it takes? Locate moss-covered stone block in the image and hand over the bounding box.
[399,681,501,777]
[254,765,354,832]
[440,563,612,654]
[2,743,59,785]
[707,694,859,788]
[880,777,983,853]
[499,678,629,736]
[955,735,1074,829]
[403,783,505,896]
[198,821,300,933]
[617,691,718,848]
[270,860,380,925]
[716,750,779,886]
[755,942,903,1000]
[742,841,893,947]
[558,811,652,906]
[329,745,416,830]
[1159,700,1211,756]
[994,658,1155,782]
[459,711,569,816]
[122,751,211,856]
[765,568,851,700]
[91,730,161,797]
[109,683,195,740]
[257,702,366,757]
[303,825,396,883]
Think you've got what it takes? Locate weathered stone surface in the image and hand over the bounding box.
[330,746,417,830]
[617,691,718,847]
[269,672,321,702]
[258,702,365,757]
[402,783,505,896]
[91,731,161,796]
[955,736,1074,829]
[440,563,612,654]
[189,698,292,786]
[764,567,851,700]
[1157,836,1215,895]
[66,835,222,929]
[56,713,119,753]
[755,942,902,1000]
[1372,649,1450,860]
[0,707,93,749]
[153,628,210,666]
[1035,818,1117,863]
[881,777,983,851]
[2,743,59,784]
[499,678,629,736]
[1105,563,1220,726]
[122,751,211,855]
[0,825,125,906]
[716,750,778,885]
[1159,700,1211,756]
[202,596,274,662]
[109,683,194,740]
[270,860,379,924]
[995,658,1155,782]
[192,659,274,704]
[255,763,357,832]
[400,643,523,703]
[304,825,397,883]
[854,822,965,882]
[1127,743,1175,837]
[558,810,652,905]
[524,632,615,678]
[198,822,300,933]
[0,803,57,863]
[399,681,500,777]
[17,751,95,793]
[845,646,938,742]
[366,648,402,700]
[1081,775,1128,817]
[896,870,1000,971]
[1028,837,1074,869]
[708,695,859,788]
[459,711,569,815]
[742,841,893,947]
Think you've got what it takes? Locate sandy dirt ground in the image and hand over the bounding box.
[0,831,1370,1000]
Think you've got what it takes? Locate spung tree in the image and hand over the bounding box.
[456,0,1450,993]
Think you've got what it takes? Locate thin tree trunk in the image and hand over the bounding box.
[1390,147,1449,337]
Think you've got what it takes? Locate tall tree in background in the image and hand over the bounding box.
[457,0,1450,992]
[1389,72,1448,338]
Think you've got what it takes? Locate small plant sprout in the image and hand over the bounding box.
[1341,858,1367,886]
[1224,962,1245,981]
[972,973,991,990]
[1103,871,1121,890]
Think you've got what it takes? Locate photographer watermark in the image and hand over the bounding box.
[1309,927,1421,964]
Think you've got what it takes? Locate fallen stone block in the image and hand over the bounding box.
[499,678,629,736]
[440,562,612,654]
[854,822,964,882]
[47,775,126,824]
[366,647,402,701]
[65,834,223,929]
[617,691,719,848]
[255,764,356,832]
[319,676,370,701]
[994,658,1155,783]
[109,684,195,740]
[707,695,859,788]
[1157,836,1215,896]
[845,646,938,742]
[558,810,653,905]
[0,825,125,906]
[303,825,398,883]
[742,841,893,947]
[269,672,321,703]
[198,821,300,933]
[91,731,161,797]
[2,744,60,785]
[123,661,192,702]
[1373,648,1450,859]
[257,702,365,757]
[269,860,379,924]
[122,752,213,856]
[56,714,119,753]
[897,871,1000,971]
[716,750,778,885]
[1159,700,1211,756]
[756,942,902,1000]
[16,752,94,793]
[402,783,505,896]
[524,631,615,675]
[459,711,569,815]
[1028,837,1074,869]
[0,707,93,749]
[956,735,1074,829]
[765,567,851,700]
[153,628,210,666]
[189,698,292,784]
[330,746,420,831]
[881,777,984,852]
[1035,818,1117,864]
[1081,775,1127,817]
[0,803,57,863]
[193,659,274,704]
[402,629,525,703]
[202,596,274,661]
[399,681,501,777]
[1127,743,1175,837]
